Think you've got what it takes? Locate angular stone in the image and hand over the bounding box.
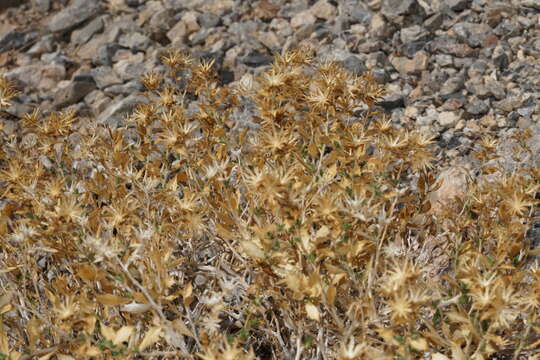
[48,0,101,33]
[438,111,460,128]
[451,22,498,48]
[31,0,50,12]
[198,12,221,28]
[118,32,152,50]
[167,20,188,44]
[466,97,489,115]
[103,80,144,96]
[5,63,66,90]
[390,51,428,75]
[400,25,430,44]
[521,0,540,10]
[291,10,316,28]
[430,35,474,57]
[428,165,470,215]
[309,0,336,20]
[71,16,104,47]
[0,30,38,52]
[53,78,97,109]
[343,0,371,25]
[0,0,27,10]
[381,0,416,19]
[89,66,123,89]
[97,94,149,128]
[113,53,147,81]
[444,0,471,11]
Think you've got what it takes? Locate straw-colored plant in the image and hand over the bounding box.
[0,46,539,359]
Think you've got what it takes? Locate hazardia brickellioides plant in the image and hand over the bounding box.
[0,46,539,359]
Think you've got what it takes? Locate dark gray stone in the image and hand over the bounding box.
[492,44,510,70]
[71,16,104,46]
[198,12,221,28]
[342,0,372,25]
[340,56,366,75]
[0,0,27,10]
[118,32,152,50]
[48,0,101,33]
[31,0,49,12]
[0,30,38,52]
[381,0,417,19]
[103,80,145,96]
[377,93,404,110]
[444,0,472,11]
[466,97,489,115]
[94,43,122,67]
[451,22,498,48]
[424,13,443,32]
[241,50,273,67]
[53,78,97,109]
[89,66,123,89]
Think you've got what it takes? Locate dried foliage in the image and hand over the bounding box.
[0,47,539,359]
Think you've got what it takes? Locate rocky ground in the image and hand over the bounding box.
[1,0,540,250]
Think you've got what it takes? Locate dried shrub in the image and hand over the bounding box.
[0,47,539,359]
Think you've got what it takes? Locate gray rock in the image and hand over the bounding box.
[103,80,145,96]
[340,55,366,75]
[466,97,489,115]
[113,56,148,81]
[493,97,522,112]
[438,111,460,128]
[148,8,178,33]
[389,51,429,75]
[240,50,273,67]
[53,78,97,109]
[0,30,38,52]
[400,25,430,44]
[377,93,404,110]
[48,0,101,33]
[521,0,540,10]
[198,13,221,28]
[430,35,474,57]
[424,13,443,32]
[94,43,123,67]
[0,0,27,10]
[444,0,471,11]
[435,54,454,67]
[466,79,490,98]
[440,75,465,96]
[416,108,438,126]
[451,22,498,48]
[341,0,372,25]
[27,35,55,55]
[5,63,66,90]
[291,10,316,28]
[517,107,534,117]
[3,101,34,119]
[381,0,417,19]
[492,44,510,70]
[426,70,450,93]
[31,0,50,12]
[71,16,104,47]
[97,94,149,128]
[125,0,145,7]
[84,90,112,116]
[467,60,489,78]
[89,66,123,89]
[485,80,506,100]
[118,32,152,50]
